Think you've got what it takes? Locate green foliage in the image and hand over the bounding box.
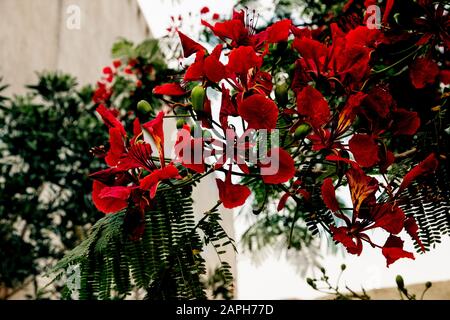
[0,73,105,298]
[50,186,235,300]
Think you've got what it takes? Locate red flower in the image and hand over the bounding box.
[92,180,130,214]
[266,19,292,43]
[143,111,165,163]
[321,178,340,212]
[184,45,226,83]
[260,147,296,184]
[212,13,220,20]
[96,104,127,137]
[105,127,126,167]
[348,134,380,168]
[202,16,250,47]
[238,94,278,130]
[227,46,262,77]
[174,125,207,174]
[200,6,210,14]
[398,153,439,192]
[296,86,330,128]
[153,83,187,96]
[330,225,363,255]
[216,170,251,209]
[370,203,405,235]
[363,86,393,119]
[346,166,379,215]
[409,57,440,89]
[404,216,425,252]
[292,37,327,76]
[113,60,121,68]
[382,235,415,267]
[177,31,205,58]
[219,85,238,129]
[140,164,180,198]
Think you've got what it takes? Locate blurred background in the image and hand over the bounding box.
[1,0,449,299]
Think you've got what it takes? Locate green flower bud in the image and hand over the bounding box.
[294,123,311,139]
[425,281,432,289]
[396,275,404,289]
[191,85,206,113]
[176,118,186,129]
[202,130,212,140]
[275,82,289,105]
[137,100,152,114]
[340,264,346,271]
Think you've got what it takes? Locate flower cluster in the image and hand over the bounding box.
[89,1,448,266]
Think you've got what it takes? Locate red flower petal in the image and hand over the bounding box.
[267,19,292,43]
[96,104,127,137]
[140,164,180,198]
[277,192,291,211]
[409,57,440,89]
[391,109,420,136]
[143,112,165,159]
[153,83,187,96]
[363,86,393,118]
[296,86,330,128]
[200,6,210,14]
[174,125,207,174]
[330,225,363,255]
[202,19,249,46]
[382,235,415,267]
[204,45,226,82]
[348,134,380,168]
[371,203,405,234]
[227,46,262,76]
[216,175,251,209]
[238,94,278,130]
[105,128,126,167]
[399,153,439,192]
[321,178,340,212]
[346,166,379,215]
[404,216,425,252]
[261,147,296,184]
[92,180,129,214]
[177,31,205,58]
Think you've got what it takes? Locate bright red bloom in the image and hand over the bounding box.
[370,203,405,235]
[92,180,130,214]
[227,46,263,77]
[96,104,127,137]
[174,125,207,174]
[140,164,180,198]
[153,83,187,96]
[143,111,165,163]
[330,225,363,255]
[260,148,296,184]
[409,57,440,89]
[296,86,330,128]
[238,94,278,130]
[105,127,126,167]
[346,166,379,215]
[212,13,220,20]
[216,170,251,209]
[202,15,250,47]
[382,235,415,267]
[348,134,379,168]
[219,85,238,129]
[184,45,226,83]
[321,178,340,212]
[404,216,425,252]
[266,19,292,43]
[200,6,209,14]
[292,37,327,77]
[398,153,439,192]
[177,31,205,58]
